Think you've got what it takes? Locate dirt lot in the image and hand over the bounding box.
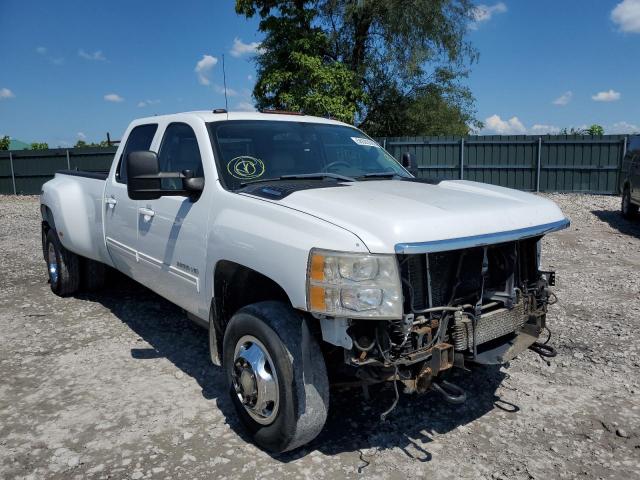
[1,193,639,480]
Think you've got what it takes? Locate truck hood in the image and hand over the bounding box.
[277,179,569,254]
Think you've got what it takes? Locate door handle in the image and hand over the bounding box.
[105,197,117,208]
[138,207,155,218]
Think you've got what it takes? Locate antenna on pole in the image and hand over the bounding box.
[222,54,229,112]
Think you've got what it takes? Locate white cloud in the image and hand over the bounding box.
[611,0,640,33]
[552,91,572,106]
[79,49,107,61]
[194,55,218,85]
[591,89,621,102]
[531,124,561,134]
[470,2,507,28]
[230,37,265,57]
[484,114,526,134]
[35,46,64,65]
[213,84,238,97]
[137,99,160,107]
[77,132,86,140]
[104,93,124,103]
[0,88,15,100]
[247,74,253,81]
[235,101,256,112]
[609,121,640,133]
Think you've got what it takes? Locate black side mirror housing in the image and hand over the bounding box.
[126,152,205,200]
[127,151,162,200]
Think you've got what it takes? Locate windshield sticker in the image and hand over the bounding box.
[227,156,265,180]
[351,137,381,148]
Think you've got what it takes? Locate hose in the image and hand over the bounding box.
[380,365,400,421]
[529,342,557,357]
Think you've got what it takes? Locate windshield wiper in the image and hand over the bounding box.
[359,172,404,179]
[280,172,356,182]
[240,172,355,187]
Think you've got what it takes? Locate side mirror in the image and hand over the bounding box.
[127,151,162,200]
[401,152,412,169]
[182,169,205,193]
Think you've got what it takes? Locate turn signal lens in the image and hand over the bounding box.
[310,253,326,281]
[309,285,326,311]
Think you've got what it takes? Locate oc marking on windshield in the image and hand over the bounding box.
[227,156,265,180]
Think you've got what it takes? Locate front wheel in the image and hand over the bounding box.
[223,301,329,453]
[621,187,638,219]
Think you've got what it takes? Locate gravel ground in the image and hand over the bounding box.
[1,193,639,480]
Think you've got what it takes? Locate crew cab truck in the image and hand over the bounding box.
[620,135,640,219]
[40,111,569,452]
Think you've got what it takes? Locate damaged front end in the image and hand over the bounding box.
[336,236,556,402]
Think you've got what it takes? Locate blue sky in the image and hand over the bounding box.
[0,0,638,146]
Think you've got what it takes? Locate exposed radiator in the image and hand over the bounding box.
[453,301,528,351]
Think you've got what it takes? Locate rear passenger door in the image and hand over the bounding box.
[104,123,158,278]
[135,122,208,310]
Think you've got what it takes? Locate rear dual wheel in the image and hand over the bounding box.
[44,228,106,296]
[45,229,80,296]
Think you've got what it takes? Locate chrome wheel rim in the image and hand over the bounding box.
[232,335,279,425]
[47,243,59,285]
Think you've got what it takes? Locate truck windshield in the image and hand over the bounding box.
[207,120,410,189]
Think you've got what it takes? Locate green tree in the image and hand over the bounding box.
[74,139,110,148]
[236,0,480,135]
[0,135,9,150]
[585,124,604,136]
[559,124,605,136]
[236,1,365,123]
[30,142,49,150]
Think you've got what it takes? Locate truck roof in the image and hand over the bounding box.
[131,110,352,128]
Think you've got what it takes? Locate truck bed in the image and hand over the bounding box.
[40,170,112,266]
[57,169,109,181]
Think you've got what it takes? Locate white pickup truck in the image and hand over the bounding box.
[40,110,569,452]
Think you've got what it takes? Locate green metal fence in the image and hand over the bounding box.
[0,134,630,195]
[0,147,117,194]
[378,134,628,194]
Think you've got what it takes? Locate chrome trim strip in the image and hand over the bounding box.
[394,218,570,254]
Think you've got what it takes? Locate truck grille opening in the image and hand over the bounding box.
[397,237,544,354]
[401,237,540,314]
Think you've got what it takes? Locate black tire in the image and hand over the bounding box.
[81,257,107,292]
[223,301,329,453]
[41,225,48,261]
[45,229,80,296]
[621,187,638,219]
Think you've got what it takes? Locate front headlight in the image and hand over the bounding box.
[306,249,402,318]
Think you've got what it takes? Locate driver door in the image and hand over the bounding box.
[135,121,208,311]
[104,123,158,279]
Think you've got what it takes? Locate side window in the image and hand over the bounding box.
[116,124,158,184]
[158,123,204,190]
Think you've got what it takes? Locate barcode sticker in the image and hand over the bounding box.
[351,137,380,148]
